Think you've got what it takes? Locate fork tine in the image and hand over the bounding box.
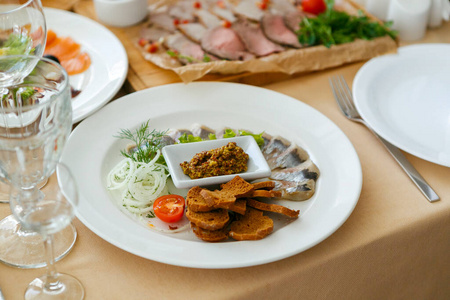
[329,76,347,116]
[335,75,352,113]
[338,75,355,110]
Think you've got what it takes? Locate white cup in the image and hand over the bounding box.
[387,0,432,41]
[94,0,148,27]
[365,0,391,21]
[428,0,450,28]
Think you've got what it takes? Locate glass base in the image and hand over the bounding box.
[0,182,9,203]
[0,215,77,268]
[25,272,84,300]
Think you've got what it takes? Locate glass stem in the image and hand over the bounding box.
[43,234,62,291]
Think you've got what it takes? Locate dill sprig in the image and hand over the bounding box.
[115,120,167,164]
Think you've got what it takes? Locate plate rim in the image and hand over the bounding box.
[353,44,450,167]
[43,7,128,124]
[62,82,362,269]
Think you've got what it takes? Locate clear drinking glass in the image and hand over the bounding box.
[0,0,47,87]
[0,0,48,202]
[0,56,76,268]
[10,162,84,299]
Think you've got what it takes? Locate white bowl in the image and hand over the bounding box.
[162,136,271,189]
[93,0,148,27]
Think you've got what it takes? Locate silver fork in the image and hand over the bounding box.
[329,75,439,203]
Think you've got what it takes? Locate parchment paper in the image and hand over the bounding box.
[138,0,398,82]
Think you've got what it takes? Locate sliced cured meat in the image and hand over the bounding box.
[262,136,292,167]
[261,14,302,48]
[284,11,314,32]
[177,23,207,43]
[60,52,91,75]
[201,26,255,61]
[232,0,265,22]
[190,124,215,140]
[194,9,222,28]
[270,159,320,182]
[261,132,273,150]
[46,30,57,47]
[45,36,81,61]
[166,128,193,143]
[210,0,237,22]
[272,179,316,201]
[270,145,310,169]
[269,0,300,15]
[140,24,172,42]
[164,33,210,64]
[168,1,197,22]
[232,19,284,57]
[160,135,176,147]
[149,12,177,32]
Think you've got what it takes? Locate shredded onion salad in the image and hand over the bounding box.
[106,121,189,233]
[107,149,168,215]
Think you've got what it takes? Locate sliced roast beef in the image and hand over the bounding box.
[195,9,223,28]
[149,12,177,32]
[164,33,211,64]
[210,0,237,22]
[201,26,255,61]
[177,23,207,43]
[284,11,314,32]
[140,24,173,43]
[231,19,284,57]
[168,1,197,22]
[261,14,302,48]
[232,0,265,22]
[269,0,300,15]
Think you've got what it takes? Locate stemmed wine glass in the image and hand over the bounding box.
[10,161,84,299]
[0,55,76,269]
[0,0,48,201]
[0,0,46,86]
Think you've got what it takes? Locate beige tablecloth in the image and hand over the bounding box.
[1,16,450,300]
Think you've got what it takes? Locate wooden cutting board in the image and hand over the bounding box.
[73,0,395,91]
[76,0,381,91]
[42,0,79,11]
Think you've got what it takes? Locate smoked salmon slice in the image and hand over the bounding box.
[61,52,91,75]
[44,30,91,75]
[46,29,57,47]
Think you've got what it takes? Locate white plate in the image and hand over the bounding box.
[163,136,271,189]
[44,8,128,123]
[61,82,362,269]
[353,44,450,167]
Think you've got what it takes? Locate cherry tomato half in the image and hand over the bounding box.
[301,0,326,15]
[153,195,185,223]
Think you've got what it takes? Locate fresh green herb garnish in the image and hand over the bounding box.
[115,120,167,164]
[175,129,265,147]
[178,133,203,143]
[297,0,397,48]
[202,54,211,62]
[239,130,265,147]
[166,50,212,64]
[146,212,156,218]
[222,129,237,138]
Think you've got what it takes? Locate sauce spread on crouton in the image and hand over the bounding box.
[180,142,249,179]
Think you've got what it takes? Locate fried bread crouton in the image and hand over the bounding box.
[246,198,299,218]
[229,207,273,241]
